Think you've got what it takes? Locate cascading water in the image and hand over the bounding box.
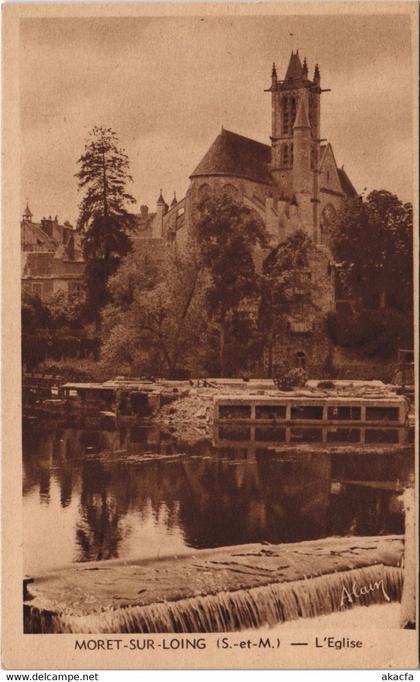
[24,564,403,634]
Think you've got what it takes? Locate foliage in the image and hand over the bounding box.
[22,292,51,330]
[193,191,268,375]
[330,190,413,357]
[274,367,307,391]
[76,126,137,324]
[259,230,321,375]
[220,312,265,377]
[47,290,87,329]
[332,190,413,312]
[326,308,412,359]
[21,291,97,370]
[101,245,207,376]
[37,363,92,382]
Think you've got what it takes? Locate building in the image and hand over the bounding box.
[21,204,85,300]
[134,53,357,374]
[137,52,356,244]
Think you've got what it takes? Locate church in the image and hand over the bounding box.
[136,51,356,247]
[134,52,358,373]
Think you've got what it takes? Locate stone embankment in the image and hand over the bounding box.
[154,378,411,441]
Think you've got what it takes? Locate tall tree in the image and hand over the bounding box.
[258,230,321,375]
[76,126,136,326]
[193,192,268,376]
[331,190,413,312]
[330,190,413,356]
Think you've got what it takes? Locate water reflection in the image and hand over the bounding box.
[22,419,414,574]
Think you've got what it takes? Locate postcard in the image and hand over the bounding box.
[2,1,418,670]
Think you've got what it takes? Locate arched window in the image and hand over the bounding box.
[282,143,289,166]
[320,203,337,245]
[222,183,239,199]
[295,351,306,369]
[282,96,296,136]
[198,183,210,199]
[282,142,294,168]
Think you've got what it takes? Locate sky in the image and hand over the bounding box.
[20,12,414,226]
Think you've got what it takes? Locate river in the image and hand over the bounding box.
[22,417,414,575]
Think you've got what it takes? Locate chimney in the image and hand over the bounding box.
[140,205,149,218]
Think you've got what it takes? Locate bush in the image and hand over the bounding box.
[326,308,412,359]
[274,367,307,390]
[317,380,335,389]
[22,332,51,370]
[50,334,81,360]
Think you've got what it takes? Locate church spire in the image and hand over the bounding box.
[302,57,308,79]
[22,202,33,221]
[293,96,310,129]
[314,63,320,84]
[271,62,277,88]
[284,50,303,82]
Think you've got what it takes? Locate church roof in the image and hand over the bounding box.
[337,167,358,197]
[190,128,272,185]
[284,51,304,82]
[319,143,358,197]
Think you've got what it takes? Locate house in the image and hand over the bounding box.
[21,204,85,300]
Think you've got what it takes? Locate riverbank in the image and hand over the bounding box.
[25,534,403,633]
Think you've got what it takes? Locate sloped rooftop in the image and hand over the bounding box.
[337,167,358,197]
[190,128,272,185]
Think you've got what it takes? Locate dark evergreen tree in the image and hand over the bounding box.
[76,126,136,327]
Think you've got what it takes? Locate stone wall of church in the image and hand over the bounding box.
[271,322,334,377]
[183,175,273,245]
[270,244,335,377]
[188,175,271,208]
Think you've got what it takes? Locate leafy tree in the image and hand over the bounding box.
[330,190,413,356]
[76,126,136,327]
[22,291,52,331]
[47,290,87,330]
[221,312,265,377]
[101,246,206,376]
[258,230,322,375]
[21,293,52,369]
[332,190,413,312]
[193,192,268,376]
[21,290,97,370]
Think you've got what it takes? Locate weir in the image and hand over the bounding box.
[24,535,404,634]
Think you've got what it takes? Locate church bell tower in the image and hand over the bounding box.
[268,52,323,238]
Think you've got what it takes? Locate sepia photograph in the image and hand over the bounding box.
[1,1,418,671]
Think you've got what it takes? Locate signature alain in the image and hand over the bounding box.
[340,577,391,607]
